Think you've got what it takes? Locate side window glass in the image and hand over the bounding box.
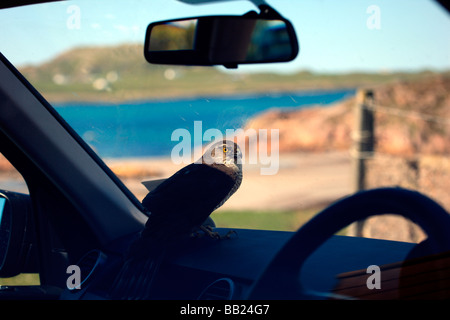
[0,153,28,194]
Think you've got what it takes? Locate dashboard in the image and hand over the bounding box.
[58,228,416,300]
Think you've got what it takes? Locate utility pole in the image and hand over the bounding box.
[351,89,375,236]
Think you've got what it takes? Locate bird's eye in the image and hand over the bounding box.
[223,147,228,153]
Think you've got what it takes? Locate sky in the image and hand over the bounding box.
[0,0,449,74]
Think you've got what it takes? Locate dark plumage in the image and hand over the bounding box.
[111,140,242,299]
[128,140,243,257]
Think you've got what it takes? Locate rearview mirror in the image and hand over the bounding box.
[144,6,299,68]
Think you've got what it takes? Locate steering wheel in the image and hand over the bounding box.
[246,187,450,299]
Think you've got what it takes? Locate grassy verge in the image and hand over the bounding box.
[212,208,319,232]
[0,273,40,286]
[211,208,349,235]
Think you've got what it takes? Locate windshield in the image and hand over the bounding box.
[1,0,449,241]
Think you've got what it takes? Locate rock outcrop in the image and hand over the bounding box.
[245,74,450,156]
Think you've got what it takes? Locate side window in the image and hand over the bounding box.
[0,153,39,286]
[0,153,28,194]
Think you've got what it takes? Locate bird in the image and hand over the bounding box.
[110,140,242,299]
[127,139,243,258]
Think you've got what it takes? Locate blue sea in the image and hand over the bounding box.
[55,89,355,158]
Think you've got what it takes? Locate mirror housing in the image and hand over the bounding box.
[0,191,38,278]
[144,5,299,68]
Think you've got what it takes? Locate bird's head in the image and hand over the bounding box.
[201,140,242,172]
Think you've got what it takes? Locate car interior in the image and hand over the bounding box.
[1,0,449,302]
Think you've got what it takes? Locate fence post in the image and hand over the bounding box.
[351,89,374,237]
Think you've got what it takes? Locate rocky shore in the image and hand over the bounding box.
[245,74,450,155]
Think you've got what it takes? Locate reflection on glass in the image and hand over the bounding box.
[149,19,197,51]
[247,20,292,60]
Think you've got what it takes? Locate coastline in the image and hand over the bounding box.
[105,151,353,211]
[1,148,353,213]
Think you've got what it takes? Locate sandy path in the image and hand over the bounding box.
[108,151,353,212]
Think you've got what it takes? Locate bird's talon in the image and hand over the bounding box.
[199,225,219,239]
[223,230,237,239]
[198,226,237,240]
[190,231,202,238]
[210,231,221,239]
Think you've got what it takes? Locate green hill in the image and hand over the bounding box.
[19,43,450,103]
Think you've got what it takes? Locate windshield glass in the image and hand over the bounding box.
[1,0,449,241]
